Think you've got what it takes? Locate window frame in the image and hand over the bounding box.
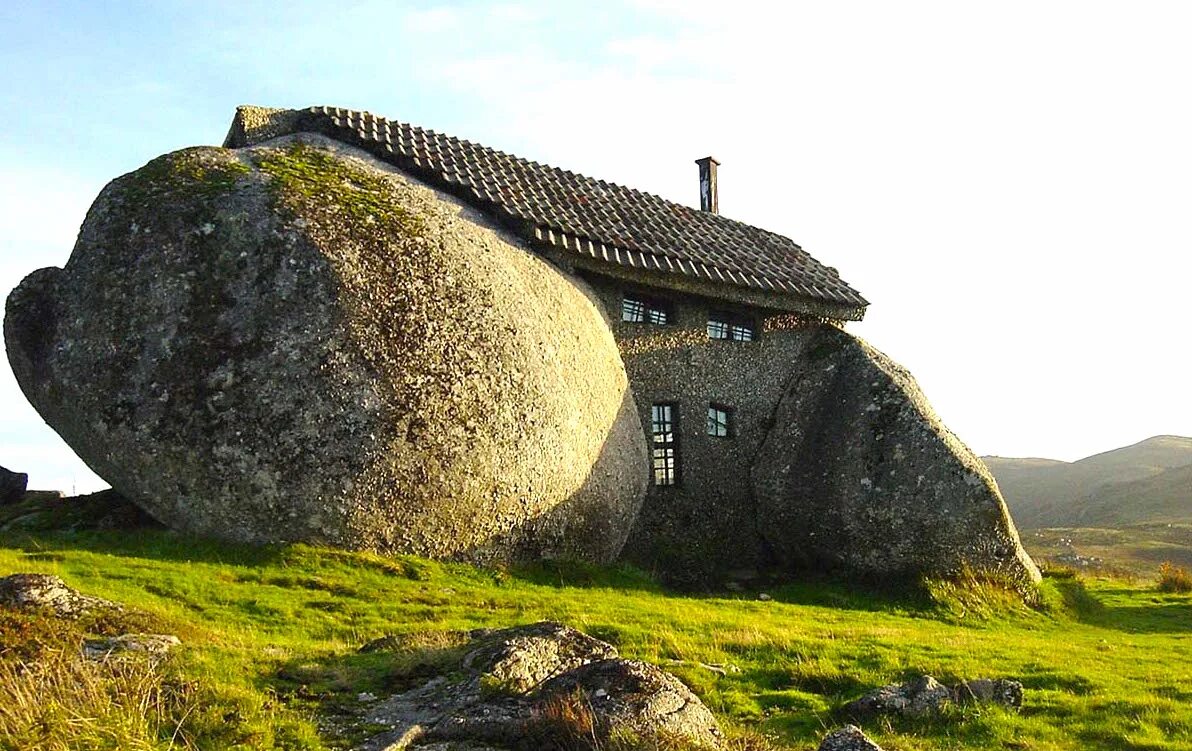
[707,403,734,439]
[622,293,675,327]
[706,310,757,342]
[650,402,680,487]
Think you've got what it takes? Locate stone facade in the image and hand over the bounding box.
[581,278,823,582]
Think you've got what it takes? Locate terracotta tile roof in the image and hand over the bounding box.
[229,106,868,320]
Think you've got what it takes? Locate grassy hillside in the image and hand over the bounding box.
[984,435,1192,529]
[2,524,1191,750]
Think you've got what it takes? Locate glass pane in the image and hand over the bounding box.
[731,324,754,342]
[707,319,729,339]
[622,298,645,322]
[647,306,669,325]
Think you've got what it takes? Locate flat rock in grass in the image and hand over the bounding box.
[0,573,117,618]
[819,725,884,751]
[83,633,181,660]
[461,621,618,694]
[843,675,1025,720]
[951,678,1024,708]
[358,621,722,750]
[0,465,27,505]
[842,675,952,720]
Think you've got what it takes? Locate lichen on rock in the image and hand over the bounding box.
[751,327,1040,589]
[4,134,649,564]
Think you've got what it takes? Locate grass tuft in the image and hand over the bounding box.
[1157,562,1192,593]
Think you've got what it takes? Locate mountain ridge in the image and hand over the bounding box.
[983,435,1192,529]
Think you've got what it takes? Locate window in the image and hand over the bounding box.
[622,295,672,325]
[707,312,755,341]
[651,403,679,486]
[707,405,733,438]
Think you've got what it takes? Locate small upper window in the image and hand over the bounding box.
[707,405,732,438]
[623,295,672,325]
[707,312,755,341]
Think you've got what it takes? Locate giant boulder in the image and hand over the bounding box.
[4,135,649,563]
[752,327,1040,588]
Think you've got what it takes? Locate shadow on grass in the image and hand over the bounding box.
[0,529,290,568]
[1053,579,1192,634]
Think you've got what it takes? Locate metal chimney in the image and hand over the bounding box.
[695,156,720,214]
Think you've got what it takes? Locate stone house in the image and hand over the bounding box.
[218,106,1044,587]
[225,106,877,579]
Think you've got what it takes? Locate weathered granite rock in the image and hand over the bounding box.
[359,621,721,750]
[4,135,648,564]
[0,465,27,505]
[0,573,117,618]
[83,633,181,660]
[752,327,1040,588]
[460,622,618,694]
[951,678,1024,708]
[537,658,723,748]
[819,725,884,751]
[842,675,953,720]
[842,675,1024,720]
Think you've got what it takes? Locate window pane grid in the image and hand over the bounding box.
[621,298,646,323]
[707,406,730,437]
[651,403,679,486]
[708,313,756,342]
[623,295,671,326]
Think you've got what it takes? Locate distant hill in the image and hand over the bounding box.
[983,435,1192,528]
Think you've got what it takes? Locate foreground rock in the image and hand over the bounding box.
[819,725,884,751]
[842,674,1024,720]
[0,573,117,618]
[0,488,163,533]
[0,465,27,505]
[83,633,181,660]
[5,135,648,564]
[752,327,1041,588]
[358,621,721,750]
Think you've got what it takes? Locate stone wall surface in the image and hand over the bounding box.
[4,135,648,564]
[585,278,823,583]
[751,327,1040,587]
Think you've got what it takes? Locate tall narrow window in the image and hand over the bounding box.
[707,312,755,341]
[707,405,732,438]
[623,295,672,325]
[651,403,679,486]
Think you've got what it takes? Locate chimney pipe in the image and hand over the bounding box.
[695,156,720,214]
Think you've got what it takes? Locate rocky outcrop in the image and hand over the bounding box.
[4,135,648,564]
[0,573,117,618]
[359,621,721,750]
[752,327,1040,588]
[842,674,1024,720]
[83,633,181,660]
[0,465,27,505]
[819,725,884,751]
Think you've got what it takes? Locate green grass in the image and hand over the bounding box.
[2,528,1191,750]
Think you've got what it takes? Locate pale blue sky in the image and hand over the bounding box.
[3,1,1191,491]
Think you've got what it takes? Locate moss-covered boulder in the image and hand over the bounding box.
[4,135,648,563]
[751,327,1040,589]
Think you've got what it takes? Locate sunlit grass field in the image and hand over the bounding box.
[1,526,1190,750]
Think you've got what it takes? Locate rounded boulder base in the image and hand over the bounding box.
[751,327,1041,591]
[4,135,648,564]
